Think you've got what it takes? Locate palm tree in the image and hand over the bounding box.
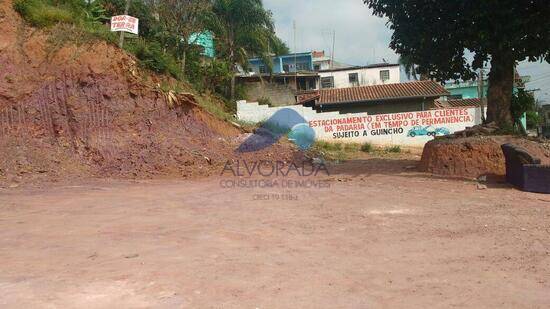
[206,0,287,99]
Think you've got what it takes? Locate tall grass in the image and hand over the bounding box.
[14,0,74,27]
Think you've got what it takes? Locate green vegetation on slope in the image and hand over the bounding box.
[13,0,288,122]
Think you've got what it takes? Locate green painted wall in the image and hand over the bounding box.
[189,31,215,58]
[445,82,487,99]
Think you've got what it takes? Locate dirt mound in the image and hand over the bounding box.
[0,1,302,186]
[420,136,550,179]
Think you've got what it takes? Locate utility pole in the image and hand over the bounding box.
[293,20,297,91]
[331,30,335,69]
[118,0,131,48]
[478,69,486,123]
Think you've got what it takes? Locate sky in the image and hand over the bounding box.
[263,0,550,104]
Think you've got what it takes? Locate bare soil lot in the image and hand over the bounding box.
[1,159,549,308]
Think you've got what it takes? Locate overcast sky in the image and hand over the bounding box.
[263,0,550,104]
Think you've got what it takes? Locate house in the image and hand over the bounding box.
[237,52,319,106]
[297,80,449,115]
[237,72,319,106]
[312,50,351,71]
[244,52,319,93]
[543,104,550,125]
[444,81,486,99]
[248,52,314,74]
[542,104,550,138]
[317,63,401,89]
[444,71,530,99]
[434,98,485,109]
[189,31,215,58]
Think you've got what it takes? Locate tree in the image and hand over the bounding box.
[206,0,288,99]
[363,0,550,128]
[511,89,539,130]
[398,55,417,80]
[156,0,211,76]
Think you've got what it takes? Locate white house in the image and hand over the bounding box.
[312,50,353,72]
[318,63,401,89]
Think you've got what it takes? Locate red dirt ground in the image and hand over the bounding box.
[2,2,550,307]
[1,158,549,308]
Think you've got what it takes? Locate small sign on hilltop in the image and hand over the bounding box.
[110,15,139,35]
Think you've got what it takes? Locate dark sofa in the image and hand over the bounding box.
[501,144,550,194]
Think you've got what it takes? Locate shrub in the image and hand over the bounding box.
[125,39,181,79]
[526,110,542,129]
[258,97,272,106]
[361,142,373,153]
[385,145,402,153]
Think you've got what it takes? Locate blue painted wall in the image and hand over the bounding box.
[249,53,313,74]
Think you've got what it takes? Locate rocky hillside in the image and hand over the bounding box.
[0,0,299,186]
[420,136,550,179]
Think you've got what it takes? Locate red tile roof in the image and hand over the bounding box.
[296,91,320,105]
[317,80,449,105]
[434,98,485,109]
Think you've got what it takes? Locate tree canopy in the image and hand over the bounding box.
[206,0,288,98]
[364,0,550,127]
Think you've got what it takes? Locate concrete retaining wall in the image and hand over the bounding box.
[243,82,296,107]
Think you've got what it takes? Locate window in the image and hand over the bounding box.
[349,73,359,86]
[314,64,321,71]
[259,65,267,74]
[321,76,334,89]
[380,70,390,81]
[449,94,463,100]
[296,62,310,71]
[283,64,290,72]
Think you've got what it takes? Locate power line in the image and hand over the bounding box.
[528,72,550,82]
[528,75,550,83]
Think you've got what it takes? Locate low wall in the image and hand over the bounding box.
[243,82,296,106]
[237,100,483,147]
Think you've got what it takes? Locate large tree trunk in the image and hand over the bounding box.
[486,54,514,127]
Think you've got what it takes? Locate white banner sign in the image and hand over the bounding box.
[110,15,139,35]
[237,100,483,147]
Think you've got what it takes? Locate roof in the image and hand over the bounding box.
[312,50,325,58]
[434,98,485,109]
[249,52,312,62]
[296,91,321,105]
[319,63,399,73]
[316,81,450,105]
[237,72,319,79]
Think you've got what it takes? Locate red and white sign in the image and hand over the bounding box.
[110,15,139,35]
